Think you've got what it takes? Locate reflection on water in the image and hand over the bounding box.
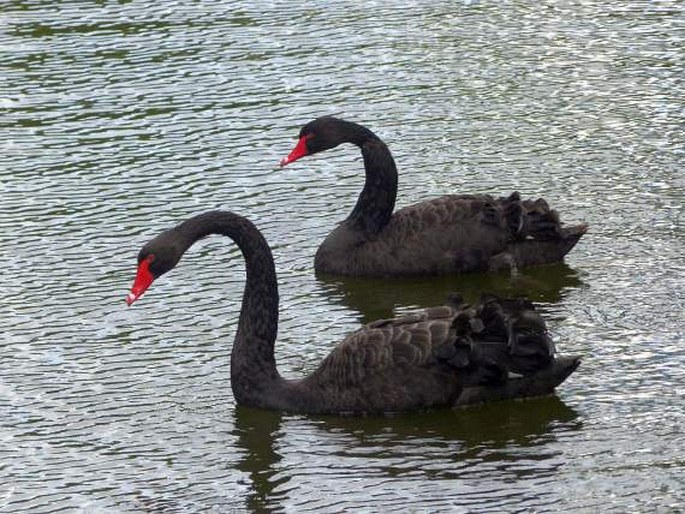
[3,0,683,511]
[234,397,580,511]
[315,395,579,449]
[233,407,288,512]
[318,262,584,321]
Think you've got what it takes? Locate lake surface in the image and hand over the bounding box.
[2,0,683,512]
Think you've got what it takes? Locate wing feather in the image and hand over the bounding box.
[311,308,457,387]
[300,294,569,413]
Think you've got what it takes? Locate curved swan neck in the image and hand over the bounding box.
[348,135,398,235]
[176,212,281,403]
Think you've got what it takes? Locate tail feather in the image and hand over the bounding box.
[454,355,581,406]
[510,224,588,267]
[437,294,580,405]
[499,192,566,241]
[494,192,588,268]
[521,197,562,240]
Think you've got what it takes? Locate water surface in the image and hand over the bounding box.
[2,1,683,512]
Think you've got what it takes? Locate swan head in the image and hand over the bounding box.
[126,230,184,305]
[280,116,375,167]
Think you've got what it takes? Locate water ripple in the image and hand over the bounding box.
[2,0,683,512]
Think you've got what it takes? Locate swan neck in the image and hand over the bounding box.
[348,138,398,234]
[177,212,281,405]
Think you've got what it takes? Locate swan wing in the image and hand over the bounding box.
[302,294,570,413]
[390,192,566,241]
[310,295,556,390]
[310,305,461,388]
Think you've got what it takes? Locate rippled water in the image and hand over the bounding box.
[2,0,683,512]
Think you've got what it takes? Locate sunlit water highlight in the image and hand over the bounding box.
[2,1,683,512]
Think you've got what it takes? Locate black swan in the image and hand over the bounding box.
[280,116,588,277]
[126,210,580,415]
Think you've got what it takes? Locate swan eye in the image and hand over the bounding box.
[139,253,155,265]
[303,132,316,148]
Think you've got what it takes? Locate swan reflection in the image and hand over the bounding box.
[317,262,584,322]
[233,396,581,510]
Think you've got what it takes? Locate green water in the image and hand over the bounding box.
[2,1,683,511]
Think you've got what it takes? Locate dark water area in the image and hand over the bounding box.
[2,0,683,512]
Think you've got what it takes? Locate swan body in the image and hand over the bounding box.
[127,211,580,415]
[280,117,587,277]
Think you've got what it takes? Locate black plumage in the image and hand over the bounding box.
[127,211,580,415]
[281,117,587,277]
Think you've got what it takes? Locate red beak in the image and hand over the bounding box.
[126,257,155,306]
[279,134,311,167]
